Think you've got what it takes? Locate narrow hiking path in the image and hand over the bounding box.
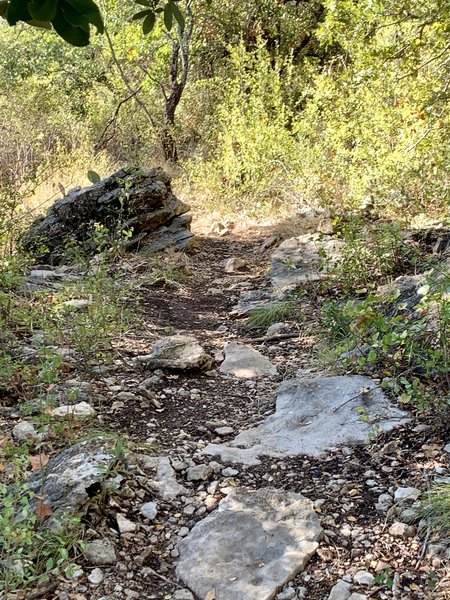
[9,217,450,600]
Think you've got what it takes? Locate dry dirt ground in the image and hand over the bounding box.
[3,215,450,600]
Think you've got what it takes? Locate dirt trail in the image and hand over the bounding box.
[80,223,450,599]
[9,219,449,600]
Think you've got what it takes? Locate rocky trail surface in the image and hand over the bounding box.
[5,216,450,600]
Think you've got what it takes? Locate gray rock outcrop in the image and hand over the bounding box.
[28,438,117,517]
[22,167,193,264]
[268,234,343,289]
[203,375,409,465]
[176,487,322,600]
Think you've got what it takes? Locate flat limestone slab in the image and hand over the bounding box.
[203,376,409,465]
[176,487,322,600]
[219,342,277,378]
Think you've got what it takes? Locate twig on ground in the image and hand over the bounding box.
[25,580,58,599]
[242,333,301,343]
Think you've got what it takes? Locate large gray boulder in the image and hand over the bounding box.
[203,375,410,465]
[22,167,193,264]
[176,487,322,600]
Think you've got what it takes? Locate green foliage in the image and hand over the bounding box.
[0,455,82,591]
[321,270,450,409]
[3,0,104,46]
[329,218,420,294]
[423,483,450,534]
[1,0,191,45]
[188,40,299,212]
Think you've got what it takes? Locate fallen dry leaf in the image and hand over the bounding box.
[204,590,216,600]
[35,498,53,521]
[29,454,49,471]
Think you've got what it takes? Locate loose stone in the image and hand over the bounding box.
[88,568,104,585]
[84,539,117,565]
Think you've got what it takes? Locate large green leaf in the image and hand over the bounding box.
[142,11,155,33]
[168,1,184,31]
[6,0,32,25]
[65,0,103,33]
[87,170,101,184]
[163,2,173,31]
[60,0,90,32]
[132,8,151,20]
[28,0,58,21]
[52,6,90,45]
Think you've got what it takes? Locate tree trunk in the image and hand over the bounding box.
[161,2,194,163]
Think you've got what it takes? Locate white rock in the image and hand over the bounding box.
[354,571,374,586]
[219,342,277,379]
[28,439,116,517]
[29,269,65,280]
[269,234,343,288]
[215,426,234,436]
[277,586,296,599]
[394,487,420,503]
[389,521,415,538]
[203,376,409,465]
[222,257,246,273]
[84,539,117,565]
[140,501,158,520]
[222,467,239,477]
[444,442,450,453]
[173,590,194,600]
[12,421,38,441]
[375,493,393,513]
[88,567,104,585]
[348,595,368,600]
[116,514,137,533]
[266,322,285,337]
[139,455,188,501]
[137,335,213,371]
[62,299,93,310]
[186,464,213,481]
[51,401,95,418]
[328,579,351,600]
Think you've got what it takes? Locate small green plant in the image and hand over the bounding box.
[422,483,450,535]
[249,301,298,328]
[374,567,394,590]
[320,269,450,410]
[0,456,82,592]
[320,300,352,342]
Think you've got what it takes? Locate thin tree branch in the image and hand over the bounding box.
[104,27,156,129]
[95,88,141,150]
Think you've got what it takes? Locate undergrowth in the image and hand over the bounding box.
[248,300,299,328]
[423,484,450,535]
[0,217,131,591]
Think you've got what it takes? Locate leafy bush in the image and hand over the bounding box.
[328,218,421,294]
[187,40,300,213]
[321,271,450,409]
